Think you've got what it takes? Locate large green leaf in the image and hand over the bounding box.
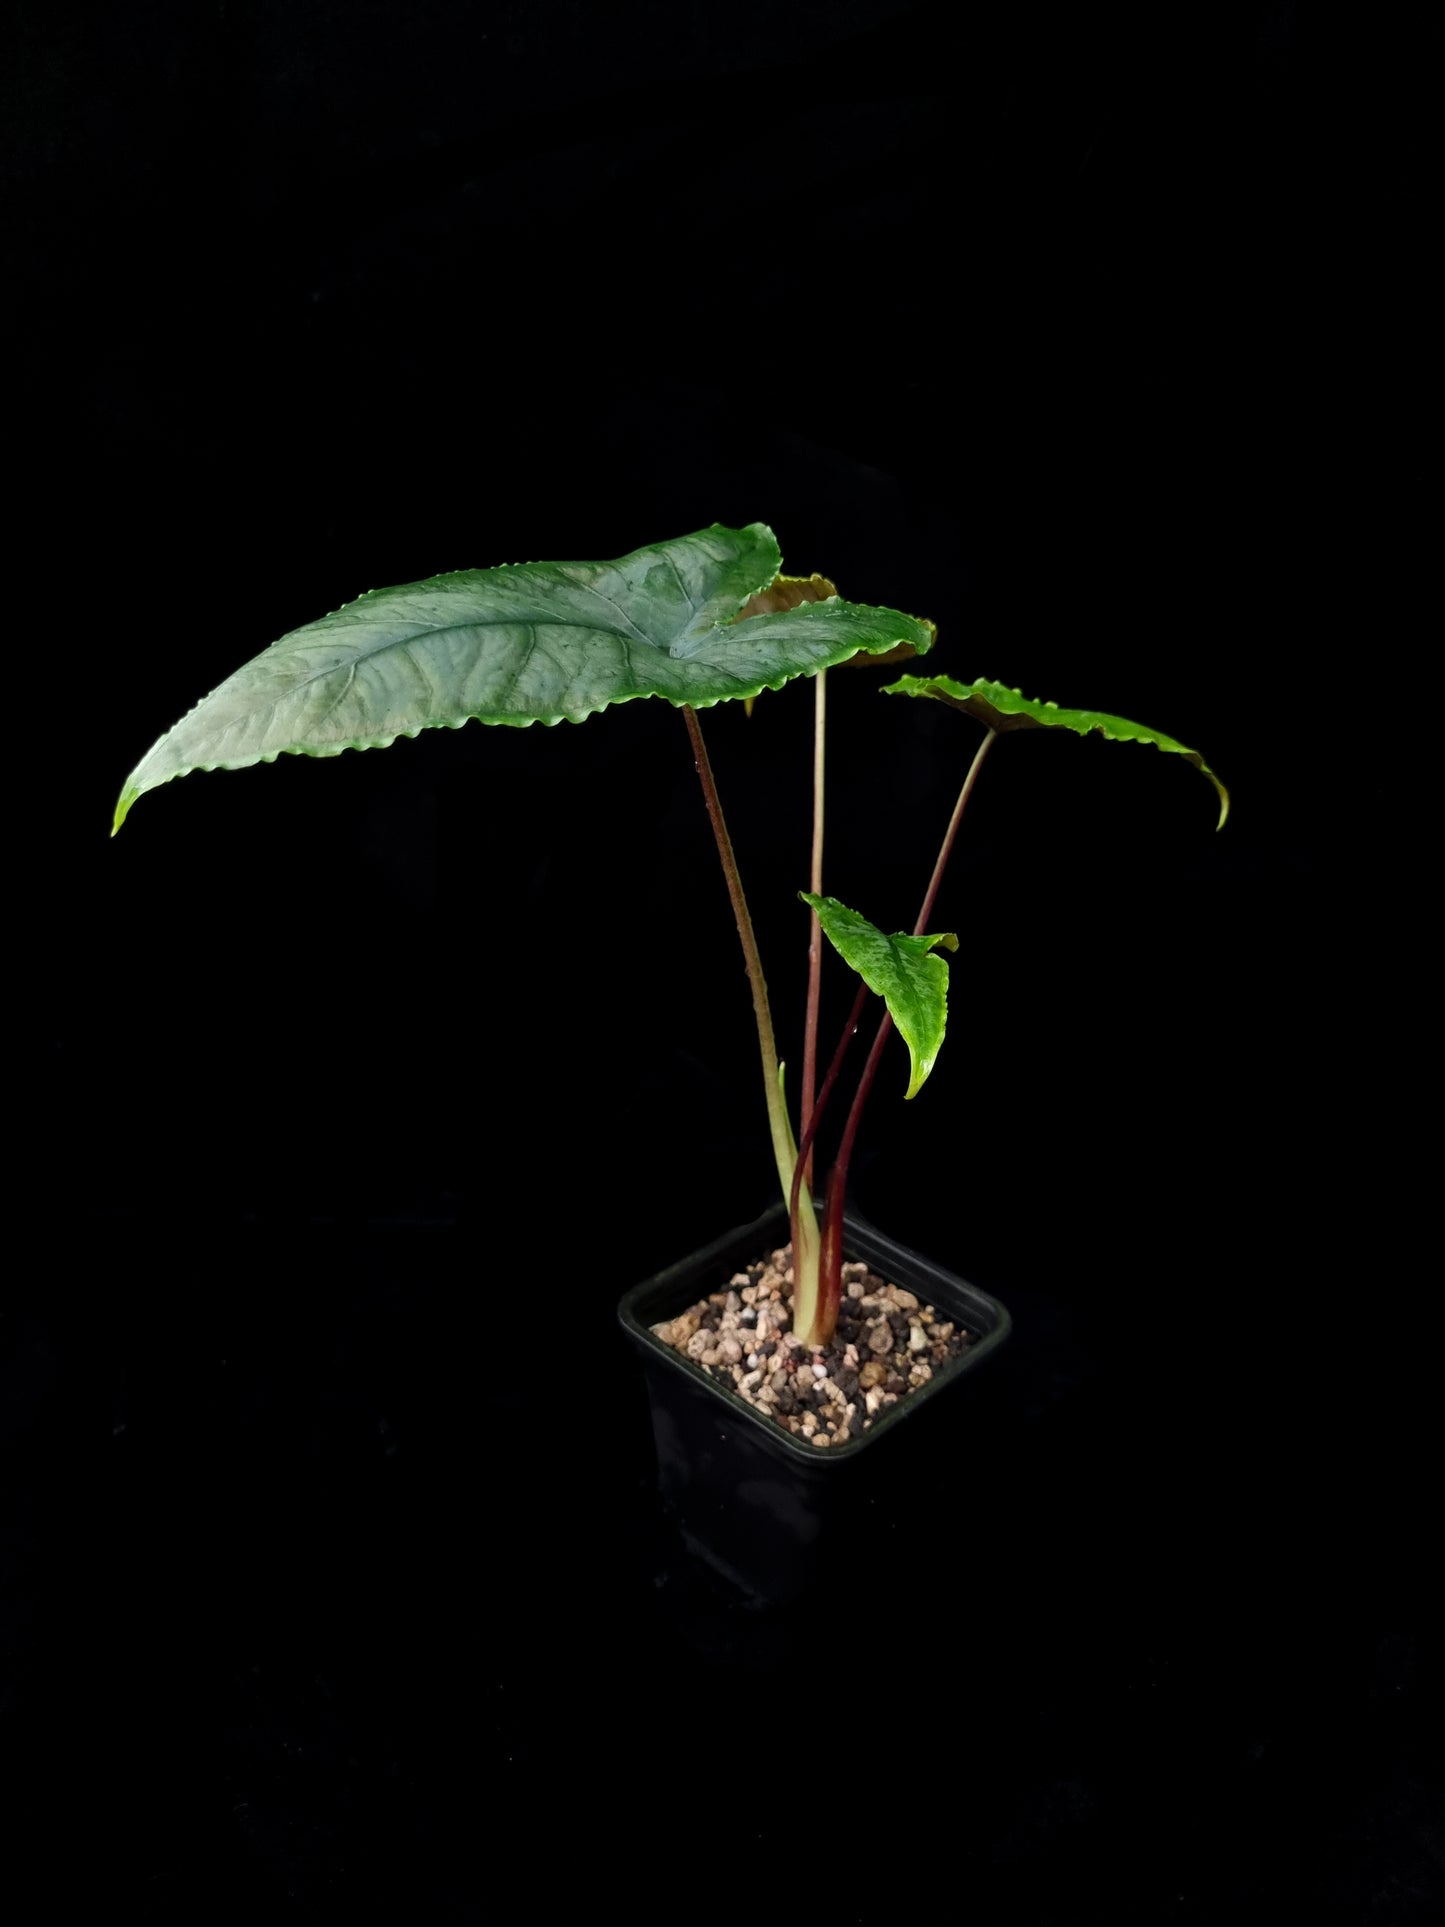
[113,524,935,831]
[884,673,1229,828]
[800,893,958,1100]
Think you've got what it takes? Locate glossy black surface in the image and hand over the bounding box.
[7,1197,1440,1918]
[620,1203,1013,1603]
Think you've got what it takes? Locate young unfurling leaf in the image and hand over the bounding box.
[800,893,958,1100]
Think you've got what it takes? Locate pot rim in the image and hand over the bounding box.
[617,1199,1012,1466]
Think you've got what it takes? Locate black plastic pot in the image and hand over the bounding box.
[618,1200,1012,1607]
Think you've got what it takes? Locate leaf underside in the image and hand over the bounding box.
[739,572,838,718]
[801,893,958,1100]
[738,574,923,719]
[115,525,936,830]
[884,674,1229,828]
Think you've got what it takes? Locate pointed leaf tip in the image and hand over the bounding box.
[112,787,139,836]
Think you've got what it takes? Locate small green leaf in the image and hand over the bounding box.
[884,673,1229,829]
[800,893,958,1100]
[113,526,936,830]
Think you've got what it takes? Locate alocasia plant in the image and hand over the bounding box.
[114,522,1225,1352]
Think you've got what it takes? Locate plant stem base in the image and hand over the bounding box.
[618,1201,1011,1607]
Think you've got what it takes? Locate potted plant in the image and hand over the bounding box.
[113,521,1225,1602]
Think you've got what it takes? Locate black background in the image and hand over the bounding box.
[4,2,1436,1919]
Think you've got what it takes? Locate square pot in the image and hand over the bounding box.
[618,1200,1012,1606]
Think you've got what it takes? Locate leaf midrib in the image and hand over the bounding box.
[222,606,698,723]
[206,563,845,737]
[881,931,936,987]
